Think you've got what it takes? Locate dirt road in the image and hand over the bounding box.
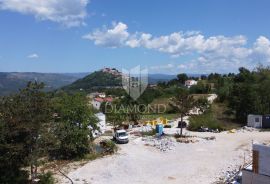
[59,130,270,184]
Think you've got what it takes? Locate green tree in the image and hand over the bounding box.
[177,73,188,84]
[228,67,264,123]
[189,81,211,94]
[124,96,142,124]
[105,100,127,129]
[50,93,98,159]
[0,82,51,183]
[169,89,194,136]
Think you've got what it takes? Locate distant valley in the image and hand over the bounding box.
[0,70,204,96]
[0,72,89,96]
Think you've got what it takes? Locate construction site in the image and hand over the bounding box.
[56,120,270,184]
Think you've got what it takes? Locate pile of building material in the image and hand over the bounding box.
[221,168,242,184]
[142,136,176,152]
[238,126,258,132]
[176,135,216,143]
[140,125,153,133]
[176,137,199,143]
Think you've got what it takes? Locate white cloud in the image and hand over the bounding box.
[0,0,89,27]
[28,53,39,59]
[82,22,129,48]
[150,63,174,70]
[84,22,270,73]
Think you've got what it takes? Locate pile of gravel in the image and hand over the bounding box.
[142,136,176,152]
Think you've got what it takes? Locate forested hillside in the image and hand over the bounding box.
[0,72,87,96]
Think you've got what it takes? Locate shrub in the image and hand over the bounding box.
[83,152,101,161]
[164,125,172,128]
[38,172,54,184]
[100,140,118,154]
[188,111,223,131]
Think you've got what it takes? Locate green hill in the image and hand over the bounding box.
[0,72,85,96]
[62,71,122,92]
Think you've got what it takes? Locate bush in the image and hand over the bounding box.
[188,111,223,131]
[164,125,172,128]
[38,172,54,184]
[0,169,28,184]
[100,140,118,154]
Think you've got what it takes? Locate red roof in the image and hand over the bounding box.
[104,97,113,102]
[94,97,113,102]
[94,98,104,102]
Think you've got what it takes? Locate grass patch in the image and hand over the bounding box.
[150,96,176,113]
[212,102,241,130]
[83,152,102,161]
[141,113,179,121]
[188,111,223,131]
[259,129,270,132]
[191,94,210,100]
[188,102,241,131]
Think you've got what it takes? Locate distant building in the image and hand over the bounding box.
[101,67,122,77]
[87,92,106,99]
[242,143,270,184]
[247,114,270,128]
[91,97,113,110]
[185,80,198,88]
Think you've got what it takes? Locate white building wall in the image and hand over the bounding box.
[90,113,107,138]
[247,115,262,128]
[96,113,106,134]
[91,100,101,109]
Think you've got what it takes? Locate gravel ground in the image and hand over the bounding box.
[59,130,270,184]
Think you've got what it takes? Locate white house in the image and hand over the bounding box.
[91,98,103,109]
[247,114,263,128]
[185,80,198,88]
[91,97,113,110]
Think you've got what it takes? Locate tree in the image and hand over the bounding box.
[167,79,180,86]
[177,73,188,84]
[0,82,51,183]
[50,93,98,159]
[169,89,194,136]
[105,100,127,129]
[189,81,211,94]
[124,96,142,124]
[228,66,270,123]
[157,81,167,88]
[207,73,221,82]
[200,75,207,80]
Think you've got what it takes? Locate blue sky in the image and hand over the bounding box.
[0,0,270,74]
